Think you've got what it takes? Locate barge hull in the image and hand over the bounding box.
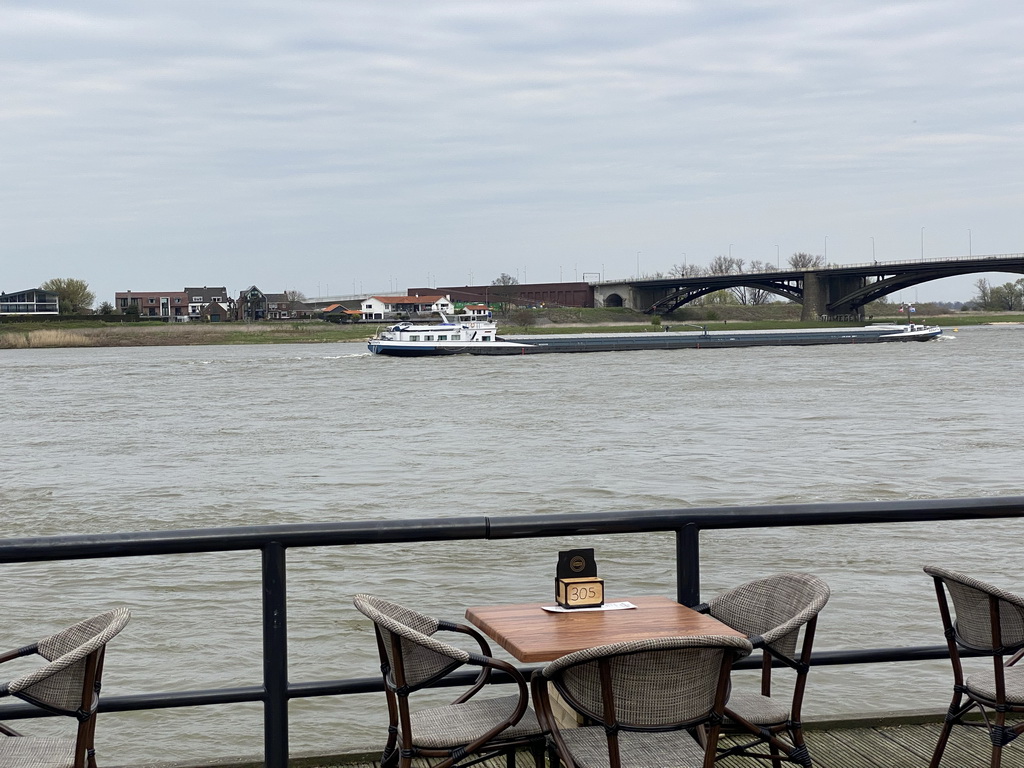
[474,325,942,355]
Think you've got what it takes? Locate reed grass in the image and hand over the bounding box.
[0,329,96,348]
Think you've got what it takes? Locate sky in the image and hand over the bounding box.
[2,0,1023,306]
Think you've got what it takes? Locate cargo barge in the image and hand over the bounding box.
[368,318,942,356]
[486,323,942,355]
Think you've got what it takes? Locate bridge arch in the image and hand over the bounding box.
[848,266,1024,307]
[648,280,803,315]
[603,293,624,307]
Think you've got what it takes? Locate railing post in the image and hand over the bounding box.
[262,542,288,768]
[675,523,700,606]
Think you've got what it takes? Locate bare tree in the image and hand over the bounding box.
[973,278,992,308]
[668,263,707,278]
[492,273,519,286]
[789,252,825,270]
[708,255,743,275]
[745,260,776,305]
[706,256,750,303]
[283,289,307,310]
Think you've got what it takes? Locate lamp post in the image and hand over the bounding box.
[636,251,640,280]
[871,237,875,262]
[920,227,924,260]
[824,236,828,261]
[968,229,972,257]
[775,244,780,269]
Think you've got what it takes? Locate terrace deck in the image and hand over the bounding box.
[223,718,1022,768]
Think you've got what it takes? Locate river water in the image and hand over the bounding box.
[2,325,1023,764]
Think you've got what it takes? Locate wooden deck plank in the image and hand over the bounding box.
[811,727,916,768]
[307,722,1024,767]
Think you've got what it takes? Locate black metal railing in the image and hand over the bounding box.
[2,495,1024,767]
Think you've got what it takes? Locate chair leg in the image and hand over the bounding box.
[529,738,547,768]
[929,693,970,768]
[380,744,400,768]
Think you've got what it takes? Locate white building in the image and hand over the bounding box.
[361,294,454,320]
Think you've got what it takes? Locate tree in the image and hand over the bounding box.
[492,273,520,286]
[96,301,114,315]
[972,278,1024,311]
[507,308,536,328]
[745,260,776,305]
[974,278,992,308]
[788,253,825,270]
[41,278,95,314]
[668,263,706,278]
[283,289,307,310]
[708,255,743,275]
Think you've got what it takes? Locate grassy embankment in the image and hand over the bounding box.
[1,308,1021,349]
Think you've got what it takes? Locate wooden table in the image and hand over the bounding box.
[465,595,746,663]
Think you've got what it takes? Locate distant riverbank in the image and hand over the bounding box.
[2,310,1021,349]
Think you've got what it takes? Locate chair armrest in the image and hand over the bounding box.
[450,656,531,758]
[438,620,494,657]
[438,621,493,704]
[0,643,38,665]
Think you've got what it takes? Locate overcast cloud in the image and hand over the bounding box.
[2,0,1022,304]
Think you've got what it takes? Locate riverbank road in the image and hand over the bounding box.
[132,719,1024,768]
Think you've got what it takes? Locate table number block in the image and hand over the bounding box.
[555,548,605,609]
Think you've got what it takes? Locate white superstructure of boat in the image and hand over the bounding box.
[367,314,534,356]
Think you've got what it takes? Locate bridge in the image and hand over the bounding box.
[593,253,1024,320]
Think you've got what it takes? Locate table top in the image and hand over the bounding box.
[465,595,747,663]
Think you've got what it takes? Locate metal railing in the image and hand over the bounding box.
[2,495,1024,767]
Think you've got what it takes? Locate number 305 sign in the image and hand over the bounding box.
[555,548,605,608]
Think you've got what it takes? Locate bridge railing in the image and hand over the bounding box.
[2,495,1024,767]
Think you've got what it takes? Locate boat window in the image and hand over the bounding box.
[438,335,447,341]
[482,336,492,341]
[408,335,419,341]
[424,335,434,341]
[451,334,461,340]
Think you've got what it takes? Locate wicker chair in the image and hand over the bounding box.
[352,594,544,768]
[694,573,830,767]
[924,566,1024,768]
[532,634,753,768]
[0,607,131,768]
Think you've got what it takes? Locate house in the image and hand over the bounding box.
[0,288,60,315]
[460,303,492,319]
[264,293,314,320]
[114,290,189,318]
[185,287,231,320]
[237,286,267,321]
[322,303,363,323]
[200,302,230,323]
[360,295,454,320]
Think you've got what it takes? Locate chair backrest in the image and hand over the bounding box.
[353,594,469,690]
[924,566,1024,651]
[2,607,131,716]
[542,635,752,728]
[705,573,830,659]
